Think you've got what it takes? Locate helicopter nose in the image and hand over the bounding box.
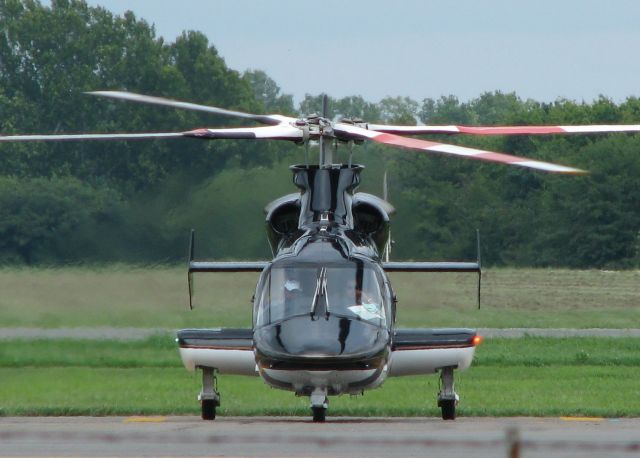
[254,315,388,361]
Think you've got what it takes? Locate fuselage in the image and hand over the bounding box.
[252,230,394,395]
[253,164,396,395]
[178,164,479,406]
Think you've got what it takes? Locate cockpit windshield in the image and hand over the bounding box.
[256,262,386,327]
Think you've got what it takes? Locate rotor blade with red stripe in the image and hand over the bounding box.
[367,124,640,136]
[335,123,586,174]
[87,91,295,126]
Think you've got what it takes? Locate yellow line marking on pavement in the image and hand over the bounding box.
[560,416,604,422]
[123,416,167,423]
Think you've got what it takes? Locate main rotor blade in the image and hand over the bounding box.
[335,123,586,174]
[0,132,185,142]
[184,125,303,141]
[367,124,640,136]
[87,91,295,126]
[0,125,304,143]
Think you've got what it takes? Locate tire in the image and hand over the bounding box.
[312,406,326,422]
[202,399,217,420]
[440,399,456,420]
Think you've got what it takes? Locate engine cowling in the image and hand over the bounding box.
[352,193,395,254]
[264,193,300,254]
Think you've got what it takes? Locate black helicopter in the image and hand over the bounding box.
[3,91,640,422]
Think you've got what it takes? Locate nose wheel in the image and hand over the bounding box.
[312,405,327,422]
[310,388,328,422]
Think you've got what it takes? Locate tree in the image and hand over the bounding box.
[0,0,269,188]
[0,176,119,264]
[333,96,382,122]
[420,95,474,124]
[242,69,295,116]
[378,96,418,125]
[299,93,334,118]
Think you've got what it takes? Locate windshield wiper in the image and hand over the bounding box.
[322,273,330,318]
[309,267,330,320]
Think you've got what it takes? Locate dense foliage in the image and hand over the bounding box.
[1,0,639,267]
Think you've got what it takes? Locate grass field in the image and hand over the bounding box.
[2,336,640,417]
[1,266,638,418]
[0,266,638,328]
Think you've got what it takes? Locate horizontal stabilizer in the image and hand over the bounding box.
[382,261,480,272]
[187,229,268,309]
[189,261,269,272]
[384,230,483,309]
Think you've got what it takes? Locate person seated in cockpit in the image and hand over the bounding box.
[283,279,304,316]
[343,277,383,322]
[345,277,375,305]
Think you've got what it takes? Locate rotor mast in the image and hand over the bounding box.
[318,94,335,168]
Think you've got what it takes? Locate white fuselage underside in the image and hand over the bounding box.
[179,345,476,395]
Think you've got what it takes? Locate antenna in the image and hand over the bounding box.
[383,170,391,262]
[188,229,195,310]
[476,229,482,310]
[383,171,389,201]
[322,94,328,118]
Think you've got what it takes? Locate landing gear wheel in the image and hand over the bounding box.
[201,399,217,420]
[312,406,326,422]
[439,399,456,420]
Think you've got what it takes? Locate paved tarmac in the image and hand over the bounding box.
[1,416,639,458]
[2,327,640,340]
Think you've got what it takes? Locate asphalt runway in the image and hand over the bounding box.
[1,416,639,458]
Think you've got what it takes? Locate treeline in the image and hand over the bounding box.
[388,94,640,268]
[0,0,639,267]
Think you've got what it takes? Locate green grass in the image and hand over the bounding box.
[2,336,640,417]
[1,266,638,417]
[390,268,640,328]
[474,337,640,367]
[0,265,256,328]
[1,266,639,328]
[2,367,639,418]
[0,334,178,368]
[3,336,640,368]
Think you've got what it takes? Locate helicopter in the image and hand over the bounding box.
[2,91,640,422]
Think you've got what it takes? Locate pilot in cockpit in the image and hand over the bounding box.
[283,279,303,316]
[284,279,301,295]
[345,276,373,304]
[344,276,383,322]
